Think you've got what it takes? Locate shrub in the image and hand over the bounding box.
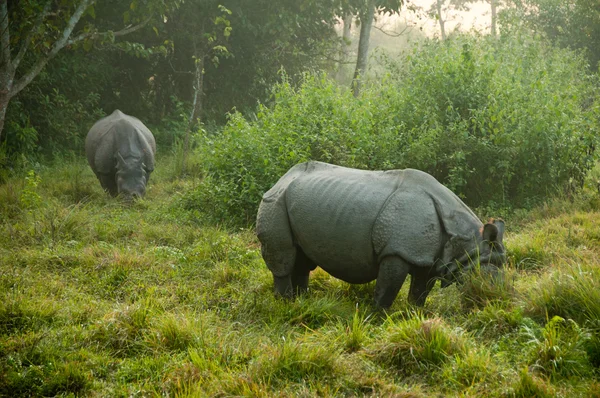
[371,314,468,375]
[466,303,524,339]
[526,263,600,324]
[251,339,340,386]
[584,320,600,368]
[192,34,599,226]
[525,316,592,380]
[510,368,556,398]
[441,348,500,391]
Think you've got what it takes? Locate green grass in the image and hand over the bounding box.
[1,156,599,396]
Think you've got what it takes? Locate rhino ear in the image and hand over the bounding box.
[482,222,498,243]
[493,219,505,242]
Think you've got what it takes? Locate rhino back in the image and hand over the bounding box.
[85,110,156,174]
[284,163,401,283]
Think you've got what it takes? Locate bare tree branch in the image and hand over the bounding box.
[13,1,52,70]
[67,16,153,46]
[50,0,96,58]
[169,59,194,75]
[10,0,95,97]
[317,50,355,65]
[372,23,413,37]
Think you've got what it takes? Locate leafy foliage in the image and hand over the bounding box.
[3,51,105,158]
[191,34,599,225]
[526,316,592,379]
[504,0,600,71]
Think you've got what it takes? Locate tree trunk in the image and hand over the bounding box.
[490,0,497,37]
[0,0,147,143]
[336,12,352,81]
[342,13,352,45]
[0,92,9,140]
[189,55,204,127]
[183,49,205,173]
[0,0,11,144]
[437,0,447,40]
[351,0,375,98]
[0,75,14,144]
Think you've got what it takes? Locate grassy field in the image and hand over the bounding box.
[1,156,600,397]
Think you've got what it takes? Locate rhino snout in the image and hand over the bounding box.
[117,174,147,199]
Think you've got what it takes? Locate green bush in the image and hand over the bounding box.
[191,34,599,226]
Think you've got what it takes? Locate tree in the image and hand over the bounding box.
[428,0,502,37]
[163,1,232,172]
[169,2,231,130]
[352,0,376,97]
[156,0,348,124]
[0,0,175,144]
[426,0,472,40]
[506,0,600,69]
[350,0,404,97]
[490,0,499,36]
[336,12,353,81]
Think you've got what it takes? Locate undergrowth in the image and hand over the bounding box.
[0,156,599,396]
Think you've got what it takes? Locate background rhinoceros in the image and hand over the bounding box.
[256,161,506,307]
[85,110,156,199]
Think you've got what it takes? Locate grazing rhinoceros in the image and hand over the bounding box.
[85,110,156,199]
[256,161,506,308]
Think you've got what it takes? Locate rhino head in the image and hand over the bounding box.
[439,219,506,287]
[116,152,149,200]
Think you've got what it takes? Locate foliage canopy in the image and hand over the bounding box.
[190,34,599,225]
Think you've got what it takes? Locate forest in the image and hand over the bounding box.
[1,0,600,396]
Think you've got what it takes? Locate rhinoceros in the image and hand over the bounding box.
[85,110,156,199]
[256,161,506,307]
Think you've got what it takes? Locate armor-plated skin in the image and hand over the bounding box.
[85,110,156,199]
[256,161,506,307]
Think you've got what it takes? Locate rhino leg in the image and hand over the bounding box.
[260,244,296,298]
[273,274,294,298]
[408,267,437,306]
[291,248,316,294]
[97,173,118,196]
[373,256,410,308]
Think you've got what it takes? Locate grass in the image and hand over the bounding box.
[1,156,599,396]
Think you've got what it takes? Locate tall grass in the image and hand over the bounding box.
[1,157,599,395]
